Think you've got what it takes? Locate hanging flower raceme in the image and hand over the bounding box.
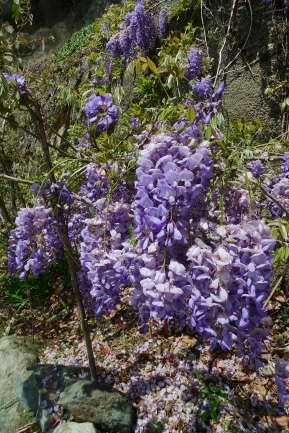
[8,206,62,278]
[275,359,289,407]
[80,201,135,318]
[106,3,156,60]
[187,220,275,366]
[133,133,214,252]
[185,46,203,80]
[83,93,118,131]
[265,152,289,218]
[158,9,168,38]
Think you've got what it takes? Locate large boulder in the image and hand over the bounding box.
[0,335,41,433]
[14,364,91,432]
[58,380,135,433]
[52,422,100,433]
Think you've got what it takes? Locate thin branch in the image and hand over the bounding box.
[201,0,209,57]
[214,0,239,87]
[72,192,94,207]
[26,97,55,182]
[260,184,289,218]
[223,0,253,73]
[41,117,79,154]
[0,173,34,185]
[0,114,38,139]
[147,0,167,12]
[47,142,77,159]
[20,102,78,153]
[264,266,289,307]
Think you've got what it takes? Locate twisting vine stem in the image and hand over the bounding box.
[213,0,239,87]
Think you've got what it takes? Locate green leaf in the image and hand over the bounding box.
[124,60,137,80]
[278,246,289,262]
[280,225,288,241]
[153,421,164,433]
[270,227,279,239]
[3,55,13,63]
[113,85,124,105]
[199,410,210,422]
[274,248,281,264]
[281,97,289,112]
[135,59,141,76]
[5,25,14,34]
[187,105,196,123]
[167,74,174,88]
[158,106,175,122]
[12,2,20,23]
[147,57,158,73]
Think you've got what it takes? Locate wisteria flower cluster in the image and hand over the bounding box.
[80,202,135,317]
[275,359,289,407]
[192,77,212,99]
[8,206,62,278]
[158,9,168,39]
[133,134,214,251]
[265,152,289,218]
[185,46,203,80]
[247,159,265,179]
[187,221,275,365]
[2,72,31,95]
[83,93,118,131]
[208,170,259,224]
[106,3,156,59]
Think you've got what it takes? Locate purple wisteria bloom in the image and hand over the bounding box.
[83,93,118,131]
[8,206,62,278]
[275,359,289,407]
[106,3,156,60]
[282,152,289,176]
[212,81,225,100]
[187,220,275,365]
[159,9,168,38]
[192,77,212,99]
[131,116,139,130]
[186,46,203,80]
[2,72,31,95]
[247,160,265,179]
[265,152,289,217]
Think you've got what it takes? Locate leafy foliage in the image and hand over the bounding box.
[2,0,289,426]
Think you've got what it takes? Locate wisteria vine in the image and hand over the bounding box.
[4,0,289,410]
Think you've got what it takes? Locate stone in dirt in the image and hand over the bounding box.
[51,421,101,433]
[58,380,135,433]
[0,335,41,433]
[14,363,90,432]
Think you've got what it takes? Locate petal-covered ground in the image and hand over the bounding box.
[2,284,288,433]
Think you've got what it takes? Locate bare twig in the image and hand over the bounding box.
[264,262,289,307]
[260,184,289,219]
[0,173,34,185]
[214,0,239,87]
[223,0,253,73]
[201,0,209,57]
[72,192,94,207]
[0,114,38,139]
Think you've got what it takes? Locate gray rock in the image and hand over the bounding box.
[52,422,100,433]
[14,364,90,432]
[0,336,40,433]
[59,380,135,433]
